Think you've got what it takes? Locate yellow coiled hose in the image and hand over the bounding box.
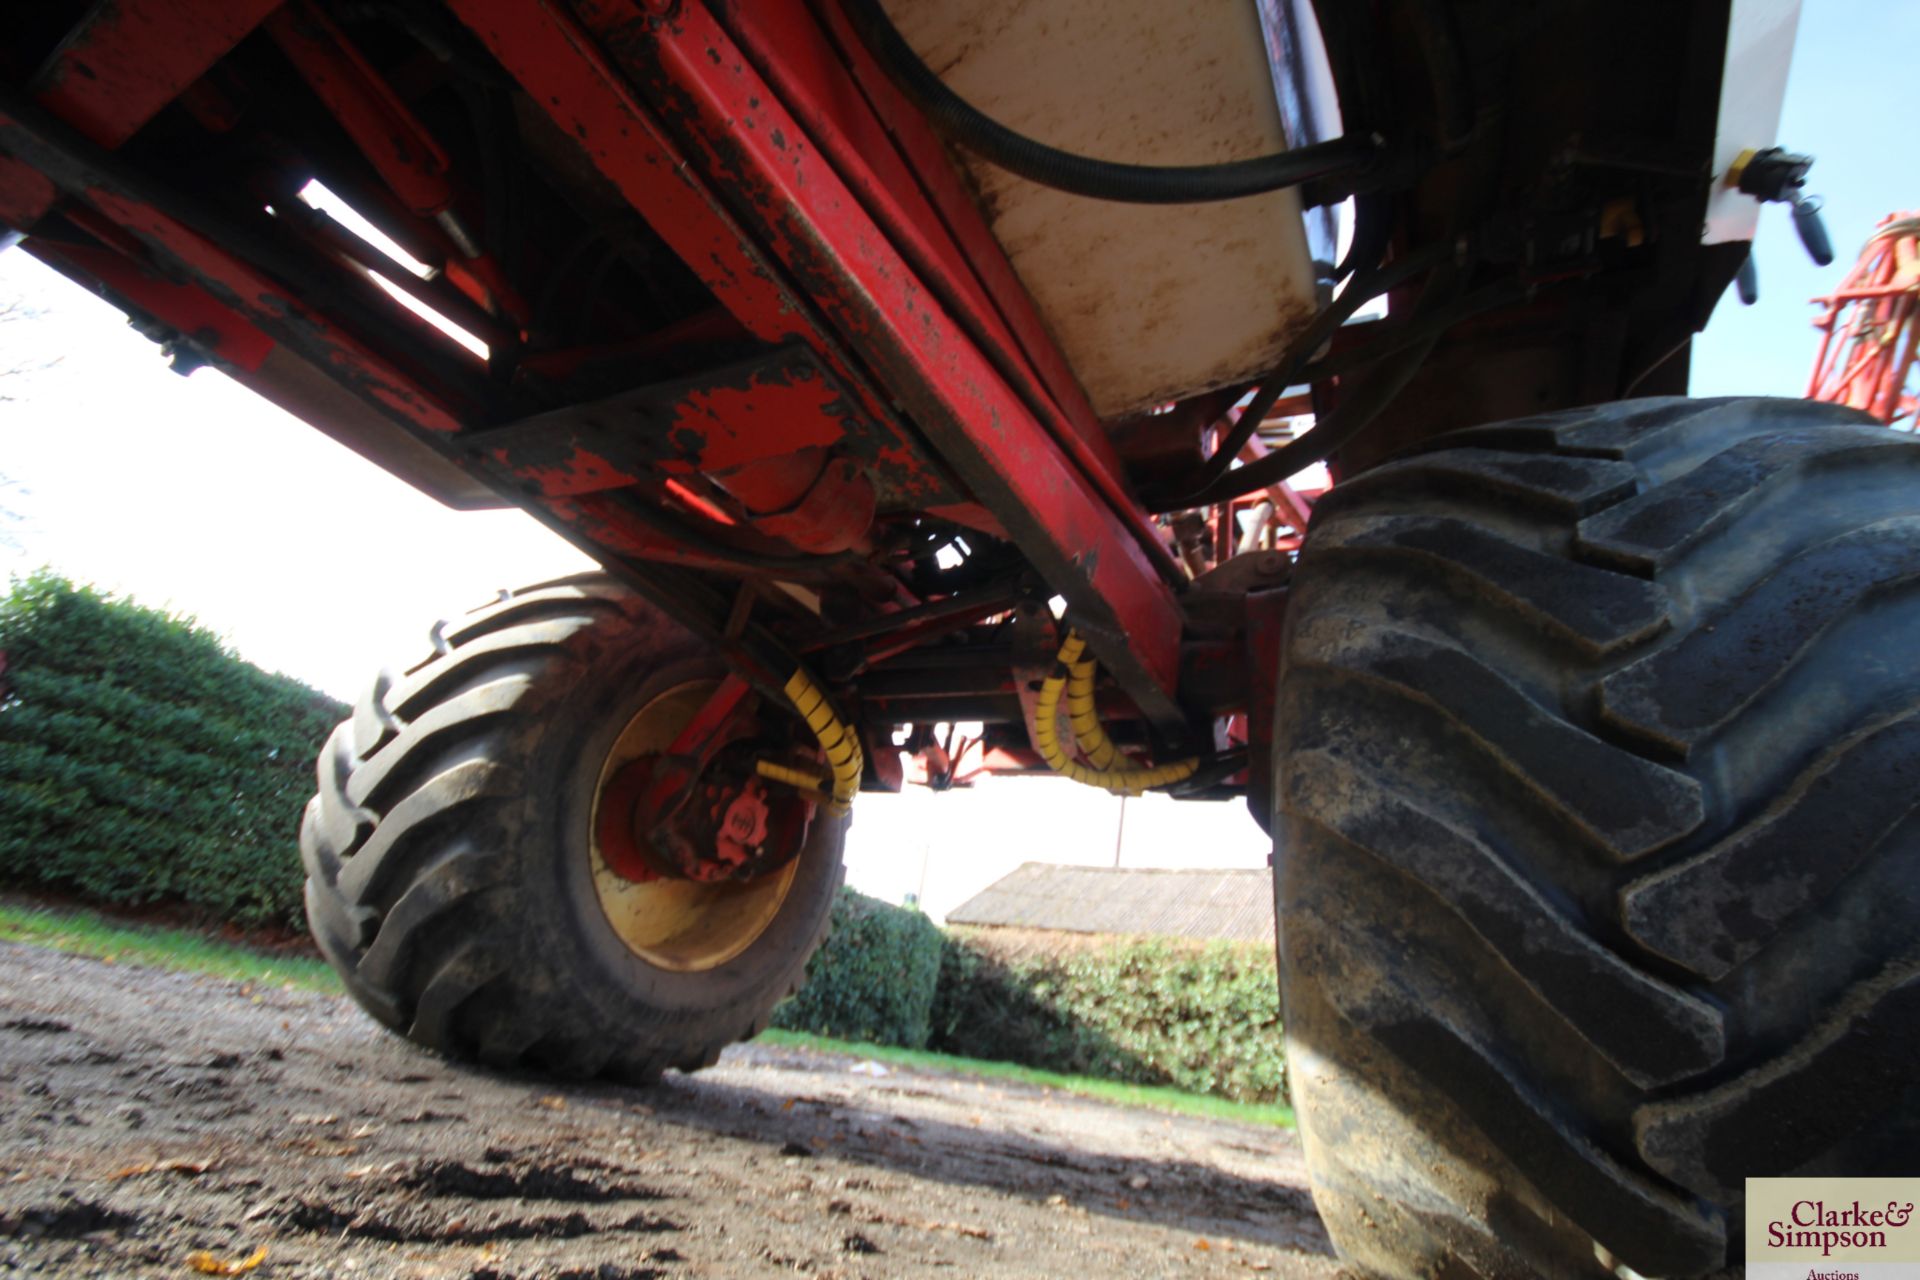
[1033,631,1200,795]
[780,667,863,816]
[1064,648,1122,769]
[763,639,1191,810]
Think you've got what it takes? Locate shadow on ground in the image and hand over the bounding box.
[566,1045,1331,1256]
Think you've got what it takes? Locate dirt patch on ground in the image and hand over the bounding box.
[0,942,1335,1278]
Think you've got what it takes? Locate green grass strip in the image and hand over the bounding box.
[0,901,340,994]
[757,1028,1294,1129]
[0,900,1293,1128]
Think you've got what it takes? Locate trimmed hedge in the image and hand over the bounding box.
[929,930,1287,1103]
[0,571,345,927]
[771,888,944,1048]
[772,893,1287,1103]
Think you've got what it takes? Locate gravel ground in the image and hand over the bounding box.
[0,942,1336,1278]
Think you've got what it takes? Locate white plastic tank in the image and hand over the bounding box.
[882,0,1325,419]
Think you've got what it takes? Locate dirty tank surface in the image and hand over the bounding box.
[0,943,1334,1278]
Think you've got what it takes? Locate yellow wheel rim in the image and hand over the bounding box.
[589,679,801,972]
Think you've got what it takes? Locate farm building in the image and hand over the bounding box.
[945,863,1274,945]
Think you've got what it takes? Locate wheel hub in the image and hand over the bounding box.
[587,678,815,972]
[596,746,811,884]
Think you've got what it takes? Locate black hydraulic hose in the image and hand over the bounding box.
[1155,240,1455,508]
[1172,262,1525,509]
[1290,275,1527,382]
[1335,191,1393,281]
[1177,331,1439,509]
[839,0,1382,204]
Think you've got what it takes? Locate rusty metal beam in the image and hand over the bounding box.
[0,92,476,437]
[462,345,871,498]
[32,0,282,150]
[439,0,956,512]
[556,1,1187,732]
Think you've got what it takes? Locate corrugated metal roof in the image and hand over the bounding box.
[944,863,1275,943]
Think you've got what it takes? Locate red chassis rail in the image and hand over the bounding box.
[0,0,1276,779]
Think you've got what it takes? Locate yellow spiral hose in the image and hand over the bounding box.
[1064,650,1122,769]
[1032,632,1199,795]
[782,667,864,815]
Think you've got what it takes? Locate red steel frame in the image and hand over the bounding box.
[536,0,1189,728]
[1808,212,1920,430]
[0,0,1219,745]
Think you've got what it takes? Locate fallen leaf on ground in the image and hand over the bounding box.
[534,1095,566,1111]
[185,1244,267,1274]
[932,1220,992,1240]
[855,1210,991,1242]
[108,1158,215,1180]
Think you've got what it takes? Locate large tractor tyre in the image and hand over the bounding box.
[1273,397,1920,1278]
[300,574,845,1082]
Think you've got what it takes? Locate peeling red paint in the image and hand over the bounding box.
[493,444,642,499]
[663,371,845,473]
[36,0,281,150]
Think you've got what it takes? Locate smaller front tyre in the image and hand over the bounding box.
[300,574,845,1081]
